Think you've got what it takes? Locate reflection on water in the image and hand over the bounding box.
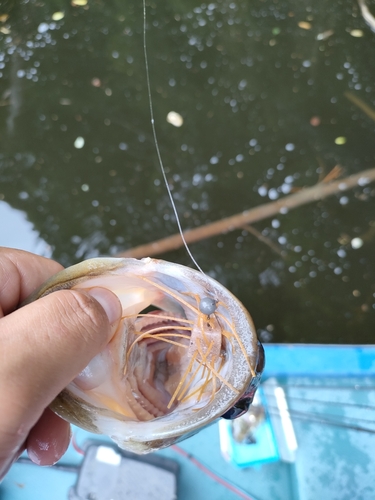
[0,200,51,256]
[0,0,374,343]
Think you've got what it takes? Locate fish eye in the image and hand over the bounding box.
[221,397,252,420]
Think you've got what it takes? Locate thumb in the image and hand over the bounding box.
[0,287,121,461]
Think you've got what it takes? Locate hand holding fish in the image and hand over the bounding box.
[0,248,121,479]
[0,247,263,472]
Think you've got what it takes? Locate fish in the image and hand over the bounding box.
[24,257,264,454]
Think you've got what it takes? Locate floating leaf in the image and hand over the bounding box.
[71,0,88,6]
[59,98,72,105]
[52,12,65,21]
[350,29,364,37]
[316,30,334,40]
[335,136,347,145]
[91,77,101,87]
[0,26,10,34]
[310,116,321,126]
[298,21,312,30]
[0,14,9,22]
[167,111,183,127]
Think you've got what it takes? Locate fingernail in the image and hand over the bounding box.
[86,287,122,325]
[27,410,72,466]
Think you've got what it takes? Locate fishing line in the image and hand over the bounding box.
[266,402,375,427]
[265,392,375,412]
[278,382,375,391]
[142,0,205,275]
[265,405,375,435]
[171,445,258,500]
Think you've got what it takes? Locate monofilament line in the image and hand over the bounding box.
[142,0,205,275]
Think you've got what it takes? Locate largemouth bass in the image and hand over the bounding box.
[24,257,264,453]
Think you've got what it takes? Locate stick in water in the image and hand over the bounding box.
[117,168,375,258]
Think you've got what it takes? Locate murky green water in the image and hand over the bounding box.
[0,0,374,343]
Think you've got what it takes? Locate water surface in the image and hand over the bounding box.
[0,0,374,343]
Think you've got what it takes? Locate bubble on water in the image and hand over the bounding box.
[358,177,370,186]
[351,237,363,249]
[74,137,85,149]
[285,143,295,151]
[281,183,291,194]
[268,188,278,200]
[339,196,349,205]
[38,23,49,34]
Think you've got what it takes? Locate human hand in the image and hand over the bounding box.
[0,247,121,479]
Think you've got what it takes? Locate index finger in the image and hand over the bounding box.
[0,247,63,316]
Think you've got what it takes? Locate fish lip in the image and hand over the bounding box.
[221,342,265,420]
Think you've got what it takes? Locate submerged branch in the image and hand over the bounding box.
[117,168,375,259]
[241,224,285,257]
[344,91,375,122]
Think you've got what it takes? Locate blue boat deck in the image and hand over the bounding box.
[3,344,375,500]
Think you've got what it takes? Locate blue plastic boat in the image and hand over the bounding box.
[3,343,375,500]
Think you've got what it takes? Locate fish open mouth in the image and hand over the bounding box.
[70,272,240,424]
[27,257,260,452]
[127,309,202,421]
